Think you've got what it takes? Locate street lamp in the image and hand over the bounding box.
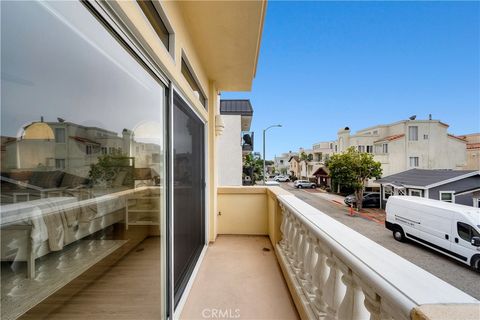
[263,124,282,183]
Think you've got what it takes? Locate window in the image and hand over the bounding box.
[373,130,378,135]
[383,185,393,200]
[409,189,422,197]
[474,198,480,208]
[457,222,480,242]
[358,145,365,152]
[408,126,418,141]
[280,159,284,164]
[440,191,455,203]
[55,159,65,169]
[366,145,373,153]
[382,143,388,154]
[55,128,65,143]
[101,147,107,155]
[137,0,171,52]
[181,57,206,109]
[423,134,428,140]
[409,156,419,167]
[86,145,93,155]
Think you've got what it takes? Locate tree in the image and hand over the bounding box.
[327,147,382,211]
[300,151,308,161]
[307,153,313,161]
[243,153,265,184]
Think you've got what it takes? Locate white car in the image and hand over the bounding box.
[274,175,290,182]
[385,196,480,271]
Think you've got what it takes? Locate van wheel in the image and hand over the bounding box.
[393,227,406,242]
[471,255,480,272]
[298,185,302,189]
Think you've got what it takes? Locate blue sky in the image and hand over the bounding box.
[222,1,480,160]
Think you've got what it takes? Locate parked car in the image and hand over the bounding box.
[274,175,290,182]
[385,196,480,271]
[293,180,316,189]
[265,180,280,186]
[344,192,380,208]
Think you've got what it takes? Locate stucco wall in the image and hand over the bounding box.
[217,115,243,186]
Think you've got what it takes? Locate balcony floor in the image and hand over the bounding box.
[180,235,299,319]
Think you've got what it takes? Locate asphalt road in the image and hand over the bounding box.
[279,183,480,299]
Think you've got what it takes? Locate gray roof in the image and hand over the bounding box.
[375,169,478,188]
[220,100,253,116]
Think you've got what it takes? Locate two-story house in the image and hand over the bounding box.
[457,133,480,170]
[273,151,297,175]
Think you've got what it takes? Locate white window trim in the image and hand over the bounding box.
[408,189,423,197]
[439,191,455,203]
[473,198,480,208]
[383,185,393,201]
[409,156,419,168]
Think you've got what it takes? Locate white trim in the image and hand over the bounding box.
[425,171,480,188]
[439,191,455,203]
[408,189,423,197]
[383,185,393,201]
[473,198,480,208]
[174,244,208,319]
[455,187,480,196]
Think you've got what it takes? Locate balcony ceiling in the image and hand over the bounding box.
[178,1,266,91]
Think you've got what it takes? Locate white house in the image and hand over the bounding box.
[216,99,253,186]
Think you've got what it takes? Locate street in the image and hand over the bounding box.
[279,183,480,299]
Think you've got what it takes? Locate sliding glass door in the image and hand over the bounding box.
[172,92,205,306]
[1,1,166,319]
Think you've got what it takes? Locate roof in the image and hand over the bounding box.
[70,136,101,145]
[288,156,300,162]
[312,166,330,176]
[178,1,266,91]
[220,100,253,116]
[447,134,467,142]
[376,169,479,188]
[374,134,405,144]
[467,143,480,150]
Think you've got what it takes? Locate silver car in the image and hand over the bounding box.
[294,180,316,189]
[274,175,290,182]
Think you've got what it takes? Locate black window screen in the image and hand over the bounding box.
[173,92,205,306]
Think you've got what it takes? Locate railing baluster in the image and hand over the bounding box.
[302,231,316,297]
[311,240,329,317]
[295,225,307,279]
[324,256,347,320]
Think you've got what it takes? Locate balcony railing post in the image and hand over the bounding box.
[361,279,382,320]
[295,225,308,280]
[302,231,316,297]
[279,203,288,249]
[286,215,297,262]
[324,256,347,320]
[311,239,329,317]
[338,269,370,320]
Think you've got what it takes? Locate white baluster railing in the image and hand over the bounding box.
[275,195,478,320]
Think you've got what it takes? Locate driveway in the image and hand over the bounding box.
[279,182,480,299]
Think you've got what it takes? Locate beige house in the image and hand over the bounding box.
[274,151,297,175]
[458,133,480,170]
[336,119,467,187]
[288,155,300,178]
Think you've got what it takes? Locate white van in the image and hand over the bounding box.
[385,196,480,271]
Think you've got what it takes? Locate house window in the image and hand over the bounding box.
[358,145,365,153]
[101,147,107,155]
[383,185,393,200]
[409,189,422,197]
[474,198,480,208]
[55,159,65,169]
[181,57,206,109]
[55,128,65,143]
[137,0,172,53]
[409,156,419,167]
[382,143,388,154]
[440,191,455,203]
[366,145,373,153]
[423,134,428,140]
[373,130,378,135]
[457,222,480,242]
[408,126,418,141]
[86,145,93,155]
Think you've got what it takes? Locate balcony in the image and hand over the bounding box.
[241,131,254,154]
[181,186,479,320]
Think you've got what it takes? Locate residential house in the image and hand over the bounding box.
[274,151,297,175]
[288,155,300,178]
[376,169,480,208]
[1,2,477,320]
[457,133,480,170]
[217,99,254,186]
[337,118,467,188]
[312,140,335,162]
